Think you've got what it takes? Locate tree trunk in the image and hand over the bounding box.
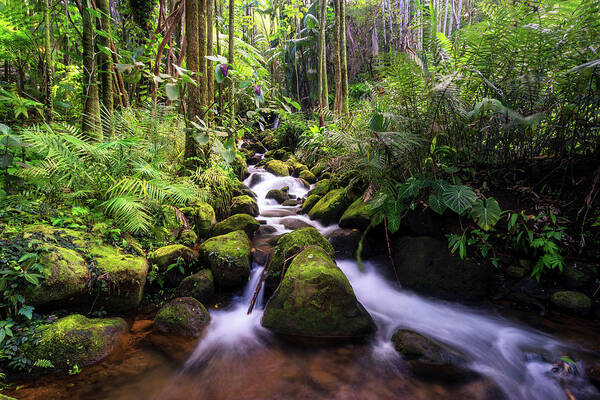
[199,0,208,110]
[207,0,214,112]
[185,0,201,165]
[228,0,235,121]
[340,0,348,111]
[333,0,342,114]
[82,0,102,139]
[318,0,328,123]
[43,0,53,121]
[98,0,114,136]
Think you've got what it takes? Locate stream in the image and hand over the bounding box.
[11,164,600,400]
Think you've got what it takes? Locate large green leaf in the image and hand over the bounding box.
[428,193,447,215]
[165,83,180,101]
[470,197,502,231]
[442,185,476,215]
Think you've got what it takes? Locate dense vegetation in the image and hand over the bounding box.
[0,0,599,395]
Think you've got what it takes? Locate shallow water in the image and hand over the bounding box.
[9,165,600,400]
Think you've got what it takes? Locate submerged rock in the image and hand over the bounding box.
[153,297,210,336]
[262,246,376,341]
[339,197,372,230]
[266,188,289,204]
[551,290,591,315]
[393,236,490,301]
[176,269,215,303]
[211,213,260,237]
[308,189,351,225]
[230,195,259,217]
[301,194,321,214]
[198,230,251,288]
[27,314,127,370]
[265,227,335,294]
[265,160,290,176]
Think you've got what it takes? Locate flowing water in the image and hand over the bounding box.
[10,164,600,400]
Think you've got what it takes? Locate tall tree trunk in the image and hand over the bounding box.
[340,0,348,111]
[185,0,201,166]
[333,0,342,114]
[199,0,208,111]
[82,0,102,138]
[98,0,114,136]
[207,0,214,111]
[318,0,328,123]
[43,0,53,121]
[64,0,71,65]
[228,0,235,121]
[216,0,223,117]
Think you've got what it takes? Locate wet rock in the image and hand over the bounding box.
[392,236,490,301]
[262,246,376,341]
[339,197,372,230]
[406,208,440,236]
[279,217,314,230]
[261,209,295,217]
[252,247,272,265]
[282,199,299,206]
[265,160,290,176]
[326,229,362,258]
[198,230,251,288]
[564,261,597,290]
[301,194,321,214]
[308,179,330,197]
[258,225,278,235]
[211,213,260,237]
[27,314,127,370]
[230,195,259,217]
[181,201,216,238]
[176,270,215,303]
[265,227,335,294]
[248,173,264,187]
[391,329,471,380]
[266,189,289,204]
[153,297,210,336]
[551,290,591,315]
[308,189,351,225]
[299,170,316,184]
[248,154,262,165]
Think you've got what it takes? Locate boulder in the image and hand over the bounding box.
[301,194,321,214]
[153,297,210,336]
[308,189,351,225]
[298,170,317,184]
[279,218,314,230]
[551,291,591,315]
[27,314,127,370]
[230,195,259,217]
[148,245,197,272]
[339,198,372,230]
[179,229,198,247]
[266,189,289,204]
[211,214,260,237]
[198,230,251,288]
[183,201,216,238]
[265,160,290,176]
[232,153,249,180]
[563,261,597,290]
[308,179,330,197]
[265,149,290,161]
[326,228,362,259]
[265,227,335,294]
[262,246,376,341]
[290,162,309,177]
[393,236,490,301]
[176,269,215,303]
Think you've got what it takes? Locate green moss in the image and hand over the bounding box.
[232,153,248,180]
[339,197,372,230]
[261,246,375,339]
[177,269,215,303]
[551,291,591,314]
[298,170,316,184]
[308,179,330,197]
[94,253,149,311]
[301,194,321,214]
[180,229,198,247]
[266,189,289,203]
[265,160,290,176]
[28,314,127,370]
[198,230,251,288]
[211,213,260,237]
[308,189,351,225]
[189,201,217,237]
[230,195,259,216]
[154,297,210,336]
[290,161,309,176]
[148,244,196,271]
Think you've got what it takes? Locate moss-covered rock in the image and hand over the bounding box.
[177,269,215,303]
[563,261,597,290]
[551,291,591,315]
[27,314,127,370]
[265,149,290,161]
[339,197,372,230]
[265,227,335,294]
[179,229,198,247]
[282,199,299,206]
[301,194,321,214]
[211,213,260,237]
[266,189,289,204]
[265,160,290,176]
[262,246,375,341]
[311,161,329,178]
[148,244,197,272]
[232,153,249,180]
[290,161,309,177]
[308,189,351,225]
[308,179,330,197]
[183,201,216,238]
[298,170,316,184]
[154,297,210,336]
[230,195,259,217]
[198,230,251,288]
[505,265,527,279]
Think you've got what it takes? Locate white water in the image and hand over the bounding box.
[185,165,598,399]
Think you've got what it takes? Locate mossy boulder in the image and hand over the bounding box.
[311,161,328,178]
[301,194,321,214]
[148,244,197,272]
[308,189,351,225]
[262,246,375,341]
[564,261,597,290]
[211,213,260,237]
[27,314,127,370]
[153,297,210,336]
[298,170,317,184]
[179,229,198,247]
[183,201,216,238]
[231,195,259,217]
[266,189,289,204]
[290,162,309,177]
[26,245,89,307]
[308,179,330,197]
[551,291,591,315]
[177,269,215,303]
[339,198,372,230]
[506,265,528,279]
[265,160,290,176]
[265,227,335,294]
[232,153,249,180]
[198,230,251,288]
[393,236,490,301]
[265,149,290,161]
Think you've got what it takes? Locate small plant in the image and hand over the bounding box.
[68,364,81,375]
